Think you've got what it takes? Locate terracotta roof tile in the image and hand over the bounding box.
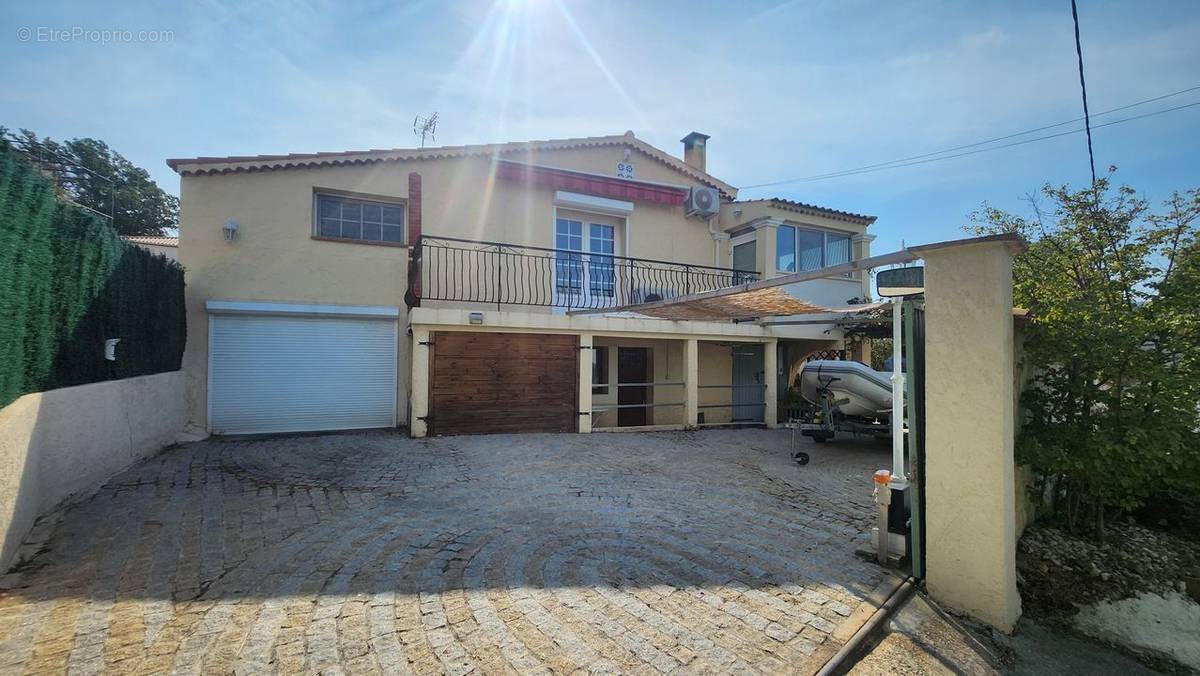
[166,132,737,197]
[732,197,876,225]
[122,235,179,248]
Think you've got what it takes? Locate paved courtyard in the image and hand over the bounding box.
[0,428,893,675]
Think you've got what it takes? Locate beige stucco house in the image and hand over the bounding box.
[169,131,877,437]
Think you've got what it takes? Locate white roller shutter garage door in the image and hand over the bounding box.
[208,305,397,435]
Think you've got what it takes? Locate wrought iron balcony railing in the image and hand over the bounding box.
[409,235,758,311]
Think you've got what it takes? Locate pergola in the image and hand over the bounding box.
[567,233,1017,323]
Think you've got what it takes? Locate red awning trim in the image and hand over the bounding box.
[494,160,687,207]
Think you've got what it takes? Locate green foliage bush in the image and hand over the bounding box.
[971,173,1200,538]
[0,142,184,408]
[2,127,179,236]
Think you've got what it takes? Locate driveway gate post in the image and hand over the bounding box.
[921,239,1022,632]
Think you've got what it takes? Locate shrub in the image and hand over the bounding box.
[0,142,185,408]
[971,173,1199,538]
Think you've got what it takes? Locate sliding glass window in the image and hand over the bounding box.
[775,225,854,272]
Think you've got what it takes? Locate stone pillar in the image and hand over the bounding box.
[578,334,593,433]
[923,241,1021,632]
[684,339,699,427]
[410,327,430,438]
[764,340,778,428]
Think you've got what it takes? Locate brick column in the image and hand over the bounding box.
[404,172,423,308]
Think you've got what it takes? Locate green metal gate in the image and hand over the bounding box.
[905,301,927,579]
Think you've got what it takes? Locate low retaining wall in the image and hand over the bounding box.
[0,371,186,571]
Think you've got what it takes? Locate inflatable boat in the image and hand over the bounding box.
[799,360,893,419]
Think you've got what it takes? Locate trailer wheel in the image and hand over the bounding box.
[793,452,810,465]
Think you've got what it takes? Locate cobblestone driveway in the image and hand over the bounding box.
[0,429,892,675]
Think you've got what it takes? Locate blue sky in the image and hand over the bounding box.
[3,0,1198,254]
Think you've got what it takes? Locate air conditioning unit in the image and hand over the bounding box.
[685,187,720,218]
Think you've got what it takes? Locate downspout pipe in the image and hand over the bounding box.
[707,216,727,267]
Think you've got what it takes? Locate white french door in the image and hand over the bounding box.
[554,213,620,310]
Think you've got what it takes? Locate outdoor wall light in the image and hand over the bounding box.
[468,312,485,325]
[222,218,240,242]
[104,338,120,361]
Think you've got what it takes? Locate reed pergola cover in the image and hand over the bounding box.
[568,233,1025,322]
[617,286,882,321]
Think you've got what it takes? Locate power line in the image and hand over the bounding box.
[751,102,1200,187]
[1071,0,1097,184]
[740,85,1200,190]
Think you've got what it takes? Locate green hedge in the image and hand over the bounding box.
[0,143,185,407]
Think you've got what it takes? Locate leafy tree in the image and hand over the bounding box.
[970,171,1199,538]
[0,127,178,236]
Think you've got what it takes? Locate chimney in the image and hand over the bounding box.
[680,132,710,173]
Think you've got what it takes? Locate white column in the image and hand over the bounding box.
[923,241,1021,632]
[891,297,907,484]
[578,334,593,433]
[764,339,778,428]
[684,339,699,427]
[410,327,430,438]
[852,233,877,300]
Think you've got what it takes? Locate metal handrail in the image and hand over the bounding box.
[414,234,760,311]
[591,402,685,411]
[422,235,750,273]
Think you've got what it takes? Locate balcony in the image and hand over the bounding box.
[409,235,758,312]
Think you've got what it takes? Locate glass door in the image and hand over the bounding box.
[553,217,585,308]
[554,211,622,310]
[588,223,616,308]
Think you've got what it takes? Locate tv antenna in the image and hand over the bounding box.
[413,113,438,148]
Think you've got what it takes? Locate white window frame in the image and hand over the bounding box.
[775,224,854,277]
[554,217,586,295]
[588,223,616,298]
[313,190,407,245]
[551,204,626,311]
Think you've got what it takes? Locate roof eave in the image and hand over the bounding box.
[165,133,738,197]
[730,198,876,226]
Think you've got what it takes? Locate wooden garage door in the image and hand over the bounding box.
[430,332,577,435]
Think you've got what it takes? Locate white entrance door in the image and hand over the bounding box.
[208,310,397,435]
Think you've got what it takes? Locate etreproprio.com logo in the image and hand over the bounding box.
[16,26,175,44]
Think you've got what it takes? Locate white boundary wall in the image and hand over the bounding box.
[0,371,186,570]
